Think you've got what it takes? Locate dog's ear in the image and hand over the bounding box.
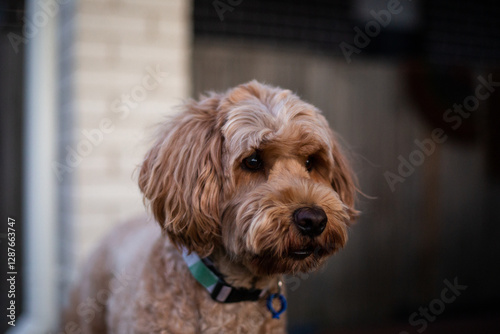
[138,95,223,257]
[329,133,359,223]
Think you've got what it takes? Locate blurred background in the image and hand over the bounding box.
[1,0,500,333]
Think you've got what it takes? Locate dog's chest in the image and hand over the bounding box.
[112,241,287,334]
[196,297,286,334]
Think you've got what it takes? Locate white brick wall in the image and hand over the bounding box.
[69,0,191,263]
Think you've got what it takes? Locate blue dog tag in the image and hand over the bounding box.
[266,293,287,319]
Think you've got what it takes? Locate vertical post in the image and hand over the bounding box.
[9,0,59,332]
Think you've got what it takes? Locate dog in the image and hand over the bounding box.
[63,80,358,333]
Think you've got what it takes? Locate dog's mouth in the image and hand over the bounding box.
[288,242,336,261]
[248,243,336,275]
[288,247,315,260]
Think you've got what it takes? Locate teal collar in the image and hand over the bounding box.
[181,247,288,319]
[181,247,266,303]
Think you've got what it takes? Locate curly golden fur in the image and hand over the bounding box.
[63,81,358,333]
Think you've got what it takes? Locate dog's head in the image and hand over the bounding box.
[139,81,358,275]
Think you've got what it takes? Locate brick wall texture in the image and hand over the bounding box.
[67,0,191,264]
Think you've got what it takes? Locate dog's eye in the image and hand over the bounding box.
[305,157,313,172]
[242,152,263,171]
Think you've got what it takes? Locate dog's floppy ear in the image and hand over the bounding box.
[139,95,223,257]
[329,132,359,222]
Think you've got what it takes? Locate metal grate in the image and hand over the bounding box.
[424,1,500,67]
[0,0,25,30]
[193,0,353,52]
[194,0,500,67]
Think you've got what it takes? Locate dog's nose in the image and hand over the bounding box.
[293,207,327,237]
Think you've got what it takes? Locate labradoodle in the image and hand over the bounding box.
[63,80,358,333]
